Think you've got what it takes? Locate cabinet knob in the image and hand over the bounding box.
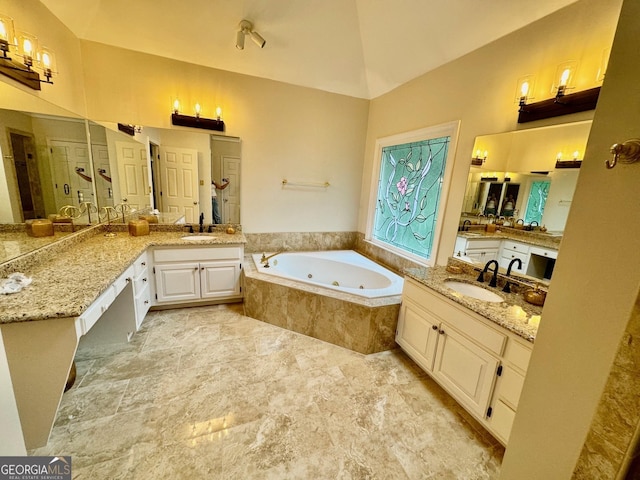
[141,262,146,266]
[200,267,204,271]
[144,300,149,305]
[432,325,438,331]
[126,277,131,283]
[143,278,147,282]
[439,329,445,335]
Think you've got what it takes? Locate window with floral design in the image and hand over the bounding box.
[367,122,459,265]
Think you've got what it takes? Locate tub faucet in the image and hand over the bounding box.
[261,251,285,268]
[477,260,499,287]
[503,258,523,293]
[199,212,205,233]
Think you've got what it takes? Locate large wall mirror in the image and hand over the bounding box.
[0,85,241,264]
[455,120,592,283]
[460,120,591,234]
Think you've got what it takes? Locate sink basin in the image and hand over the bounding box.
[182,235,213,241]
[444,281,503,303]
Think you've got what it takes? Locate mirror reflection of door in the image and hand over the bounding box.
[9,131,43,220]
[115,140,150,211]
[211,135,241,224]
[158,145,199,223]
[49,140,93,211]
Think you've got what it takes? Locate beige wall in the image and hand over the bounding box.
[79,41,370,233]
[359,0,621,266]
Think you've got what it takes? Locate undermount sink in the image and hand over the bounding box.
[444,281,504,303]
[182,235,213,241]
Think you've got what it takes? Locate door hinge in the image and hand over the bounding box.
[497,365,503,376]
[487,406,493,418]
[153,266,156,274]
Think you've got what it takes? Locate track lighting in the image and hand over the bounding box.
[236,20,266,50]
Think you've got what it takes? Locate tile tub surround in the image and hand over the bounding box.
[243,255,401,354]
[244,231,357,253]
[31,304,505,478]
[0,228,247,324]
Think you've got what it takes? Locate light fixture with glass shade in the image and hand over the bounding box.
[0,13,57,90]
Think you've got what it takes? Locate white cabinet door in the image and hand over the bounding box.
[396,300,440,372]
[433,324,499,419]
[155,263,200,303]
[200,262,241,299]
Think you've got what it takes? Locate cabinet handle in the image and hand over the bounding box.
[439,329,445,335]
[432,325,438,330]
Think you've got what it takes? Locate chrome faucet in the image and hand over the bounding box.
[261,251,285,268]
[477,260,499,287]
[503,258,523,293]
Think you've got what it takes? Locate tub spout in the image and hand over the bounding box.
[261,251,285,268]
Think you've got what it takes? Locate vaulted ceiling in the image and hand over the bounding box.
[40,0,579,99]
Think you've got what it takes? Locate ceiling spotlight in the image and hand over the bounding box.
[236,19,266,50]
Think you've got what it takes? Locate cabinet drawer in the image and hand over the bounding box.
[79,286,116,335]
[466,238,501,250]
[134,272,150,293]
[499,366,526,409]
[504,339,532,373]
[529,246,558,259]
[113,266,134,295]
[153,246,242,262]
[502,240,530,255]
[490,400,516,443]
[133,253,148,277]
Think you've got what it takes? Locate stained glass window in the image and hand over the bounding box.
[524,180,550,224]
[372,136,450,261]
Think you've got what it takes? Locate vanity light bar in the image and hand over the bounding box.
[518,86,600,123]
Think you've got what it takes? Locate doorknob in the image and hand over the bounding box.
[193,201,198,205]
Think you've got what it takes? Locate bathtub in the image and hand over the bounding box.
[250,250,403,299]
[243,250,403,354]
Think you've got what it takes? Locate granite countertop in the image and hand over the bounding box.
[456,227,561,250]
[0,230,246,324]
[404,265,541,343]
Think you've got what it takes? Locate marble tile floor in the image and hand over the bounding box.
[31,304,505,479]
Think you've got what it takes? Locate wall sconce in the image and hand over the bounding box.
[236,20,266,50]
[555,150,582,169]
[0,14,57,90]
[171,102,225,132]
[471,149,487,166]
[517,62,599,123]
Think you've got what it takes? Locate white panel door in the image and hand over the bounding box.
[116,141,150,211]
[222,156,240,223]
[159,146,199,224]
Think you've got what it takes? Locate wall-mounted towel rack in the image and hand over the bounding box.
[282,179,330,188]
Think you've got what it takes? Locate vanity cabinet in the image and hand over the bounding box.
[397,277,532,445]
[454,237,500,263]
[152,245,243,305]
